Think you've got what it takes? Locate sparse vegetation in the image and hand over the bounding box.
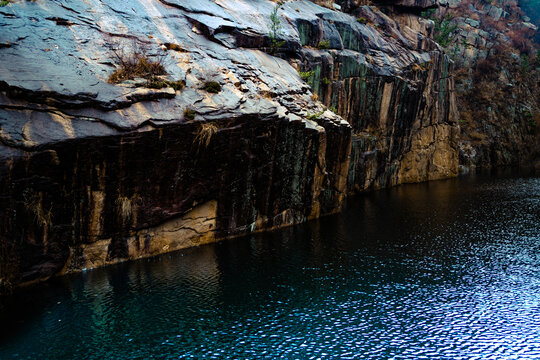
[202,81,222,93]
[23,191,52,227]
[184,108,196,120]
[195,123,218,147]
[168,80,186,91]
[355,132,377,144]
[411,63,428,73]
[520,53,531,73]
[434,16,458,47]
[116,196,134,221]
[108,51,166,84]
[268,1,286,54]
[522,111,537,134]
[0,1,9,6]
[322,77,331,85]
[307,109,325,120]
[163,43,186,52]
[422,0,539,167]
[421,10,458,48]
[317,40,330,50]
[299,70,314,82]
[357,17,368,24]
[147,79,185,91]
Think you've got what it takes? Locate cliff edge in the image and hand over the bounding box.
[0,0,458,291]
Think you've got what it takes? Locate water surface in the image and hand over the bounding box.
[1,174,539,359]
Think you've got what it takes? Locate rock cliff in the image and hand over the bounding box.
[0,0,458,291]
[425,0,540,170]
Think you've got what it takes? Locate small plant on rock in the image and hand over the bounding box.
[268,1,286,54]
[317,40,330,49]
[168,80,186,91]
[202,81,222,93]
[147,79,185,91]
[184,108,196,120]
[298,70,314,82]
[195,123,218,147]
[357,17,368,24]
[163,43,186,52]
[108,50,166,84]
[307,109,325,120]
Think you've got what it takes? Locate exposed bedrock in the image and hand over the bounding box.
[0,0,457,289]
[0,114,350,285]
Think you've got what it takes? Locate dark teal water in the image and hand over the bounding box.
[1,174,539,359]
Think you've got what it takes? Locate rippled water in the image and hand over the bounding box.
[1,174,539,359]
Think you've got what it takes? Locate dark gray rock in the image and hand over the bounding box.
[0,0,458,290]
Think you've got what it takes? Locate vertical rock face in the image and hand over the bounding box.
[0,0,457,290]
[305,1,459,189]
[0,115,350,285]
[424,0,540,170]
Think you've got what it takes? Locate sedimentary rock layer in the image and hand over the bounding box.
[0,0,457,290]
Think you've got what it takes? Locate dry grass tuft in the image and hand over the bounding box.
[108,52,166,84]
[116,196,133,220]
[23,191,51,227]
[194,123,218,148]
[164,43,186,52]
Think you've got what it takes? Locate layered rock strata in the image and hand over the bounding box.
[0,0,457,290]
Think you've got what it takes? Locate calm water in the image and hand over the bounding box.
[1,174,539,359]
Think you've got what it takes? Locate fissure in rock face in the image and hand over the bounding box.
[0,0,462,290]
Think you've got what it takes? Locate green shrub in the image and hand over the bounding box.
[421,10,457,48]
[307,109,325,120]
[0,1,9,6]
[202,81,221,93]
[317,40,330,49]
[184,108,196,120]
[299,70,314,82]
[147,79,185,91]
[269,2,286,54]
[434,16,458,47]
[322,77,331,85]
[146,79,168,89]
[168,80,185,91]
[357,17,368,24]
